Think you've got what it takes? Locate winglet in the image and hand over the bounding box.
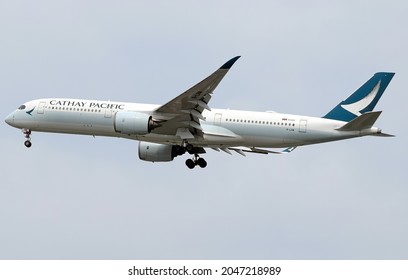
[220,56,241,69]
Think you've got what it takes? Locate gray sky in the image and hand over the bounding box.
[1,0,407,259]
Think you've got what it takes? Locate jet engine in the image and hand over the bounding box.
[138,142,175,162]
[114,111,161,135]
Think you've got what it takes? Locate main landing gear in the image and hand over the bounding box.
[185,154,207,169]
[23,129,32,148]
[179,142,207,169]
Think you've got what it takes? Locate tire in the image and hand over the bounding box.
[196,158,207,168]
[185,159,195,169]
[186,144,194,153]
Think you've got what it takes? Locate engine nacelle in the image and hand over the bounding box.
[114,111,160,135]
[138,142,175,162]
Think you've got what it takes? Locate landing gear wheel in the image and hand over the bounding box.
[182,143,208,169]
[196,158,207,168]
[185,159,195,169]
[186,144,194,153]
[24,140,32,148]
[174,145,186,156]
[185,154,207,169]
[23,129,32,148]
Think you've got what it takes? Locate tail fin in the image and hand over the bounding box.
[323,72,394,122]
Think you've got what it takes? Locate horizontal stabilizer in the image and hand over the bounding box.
[373,132,395,137]
[336,111,382,131]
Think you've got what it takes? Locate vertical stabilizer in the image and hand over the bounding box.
[323,72,394,122]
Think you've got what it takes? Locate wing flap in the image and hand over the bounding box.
[188,99,211,111]
[181,109,205,120]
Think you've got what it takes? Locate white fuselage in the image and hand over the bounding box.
[5,98,381,149]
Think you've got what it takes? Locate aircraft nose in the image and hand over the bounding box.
[5,112,14,126]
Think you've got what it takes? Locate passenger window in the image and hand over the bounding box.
[18,105,26,110]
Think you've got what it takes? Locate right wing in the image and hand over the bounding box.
[151,56,241,138]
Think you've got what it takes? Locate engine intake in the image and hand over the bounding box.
[114,111,161,135]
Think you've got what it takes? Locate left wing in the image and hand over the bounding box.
[152,56,240,138]
[228,146,297,156]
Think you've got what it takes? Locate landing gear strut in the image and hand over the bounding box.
[185,154,207,169]
[179,142,207,169]
[23,129,32,148]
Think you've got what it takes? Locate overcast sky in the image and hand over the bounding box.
[1,0,407,259]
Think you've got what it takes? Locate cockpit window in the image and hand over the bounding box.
[18,105,26,110]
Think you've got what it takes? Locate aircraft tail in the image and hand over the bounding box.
[336,111,382,131]
[323,72,394,122]
[336,111,395,137]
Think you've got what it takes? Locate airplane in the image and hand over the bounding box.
[5,56,395,169]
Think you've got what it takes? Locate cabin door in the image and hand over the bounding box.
[299,119,307,133]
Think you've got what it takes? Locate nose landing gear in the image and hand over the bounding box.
[23,129,32,148]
